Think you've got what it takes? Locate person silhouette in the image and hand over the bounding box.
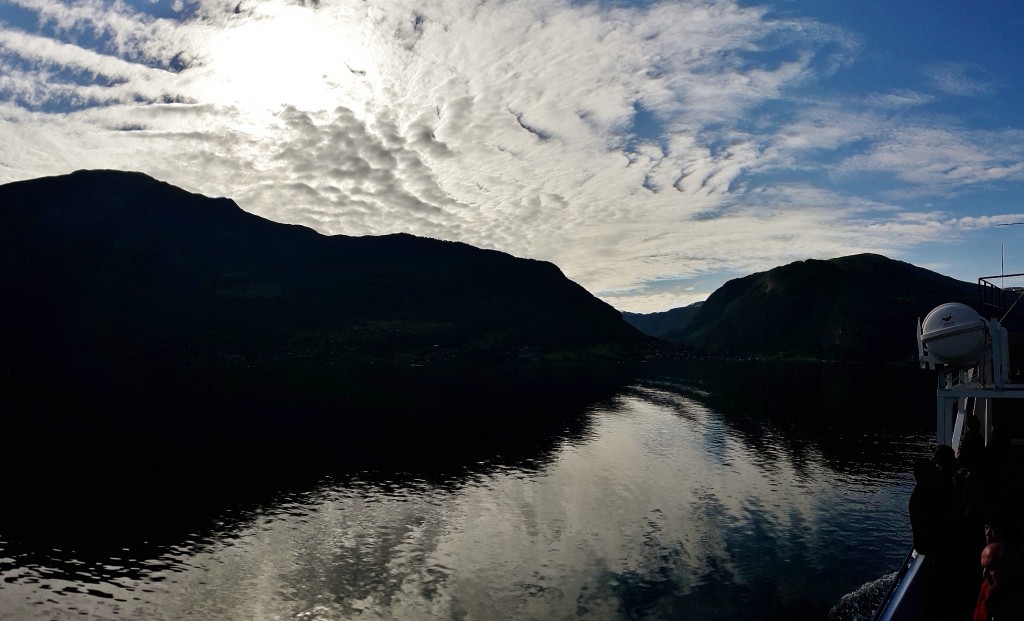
[911,445,975,620]
[958,414,985,472]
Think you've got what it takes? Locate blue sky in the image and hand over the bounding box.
[1,0,1022,312]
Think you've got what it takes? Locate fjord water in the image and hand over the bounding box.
[0,362,934,620]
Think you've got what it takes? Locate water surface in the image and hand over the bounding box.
[0,361,935,620]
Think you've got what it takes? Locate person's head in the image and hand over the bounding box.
[981,543,1021,594]
[984,512,1016,546]
[967,414,982,433]
[913,457,933,483]
[986,522,1004,546]
[983,514,1015,549]
[933,444,956,476]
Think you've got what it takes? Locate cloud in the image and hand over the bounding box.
[923,63,994,97]
[2,0,193,68]
[0,27,182,108]
[840,127,1024,190]
[239,105,465,238]
[863,90,935,110]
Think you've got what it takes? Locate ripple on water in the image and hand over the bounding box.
[0,365,927,621]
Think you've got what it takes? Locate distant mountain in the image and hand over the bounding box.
[622,302,703,342]
[625,254,978,362]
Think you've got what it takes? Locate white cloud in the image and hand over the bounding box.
[923,63,993,97]
[0,27,179,103]
[841,126,1024,190]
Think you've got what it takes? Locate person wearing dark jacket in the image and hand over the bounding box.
[958,414,985,472]
[911,445,975,620]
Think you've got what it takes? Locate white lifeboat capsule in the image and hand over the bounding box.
[920,302,987,364]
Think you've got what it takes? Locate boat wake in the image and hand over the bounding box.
[828,572,896,621]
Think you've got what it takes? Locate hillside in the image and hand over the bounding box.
[0,169,659,445]
[625,254,978,362]
[0,170,649,369]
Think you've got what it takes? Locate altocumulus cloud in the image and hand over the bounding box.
[1,0,1023,312]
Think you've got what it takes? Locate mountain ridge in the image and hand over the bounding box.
[3,169,988,369]
[0,169,651,371]
[624,253,979,362]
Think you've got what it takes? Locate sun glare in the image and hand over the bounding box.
[189,3,375,121]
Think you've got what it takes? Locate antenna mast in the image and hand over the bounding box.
[996,222,1024,288]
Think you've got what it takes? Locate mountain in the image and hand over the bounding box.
[0,170,648,368]
[624,254,978,362]
[622,302,703,342]
[0,169,659,446]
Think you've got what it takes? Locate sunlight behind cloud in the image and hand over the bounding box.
[187,3,375,120]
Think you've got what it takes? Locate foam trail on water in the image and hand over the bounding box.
[829,572,897,621]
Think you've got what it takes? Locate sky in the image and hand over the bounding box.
[1,0,1022,313]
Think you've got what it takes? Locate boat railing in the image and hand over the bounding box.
[872,548,924,621]
[978,273,1024,323]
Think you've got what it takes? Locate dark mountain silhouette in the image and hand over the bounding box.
[622,302,703,342]
[624,254,978,362]
[0,169,649,371]
[0,169,655,452]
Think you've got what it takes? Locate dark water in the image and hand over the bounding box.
[0,361,935,620]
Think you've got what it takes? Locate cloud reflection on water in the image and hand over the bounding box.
[0,363,932,620]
